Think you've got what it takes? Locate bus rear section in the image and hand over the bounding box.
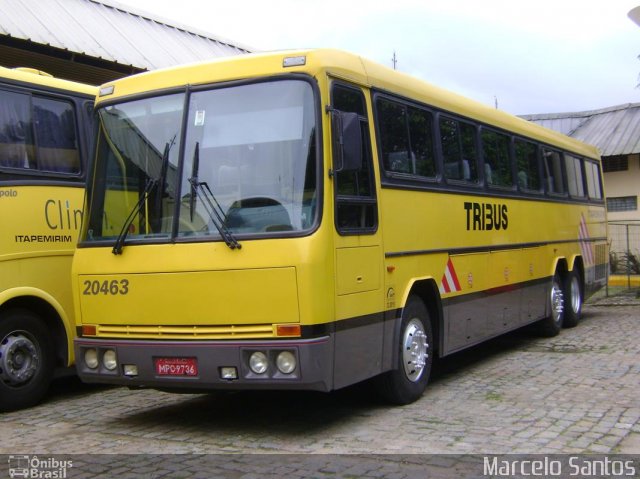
[0,67,95,411]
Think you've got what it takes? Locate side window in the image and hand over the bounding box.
[376,97,436,178]
[377,99,409,173]
[481,128,512,188]
[331,83,377,234]
[514,139,541,191]
[585,160,603,200]
[408,106,436,177]
[542,148,565,195]
[0,89,80,175]
[33,96,80,173]
[0,89,33,169]
[607,196,637,212]
[565,154,585,198]
[440,116,478,183]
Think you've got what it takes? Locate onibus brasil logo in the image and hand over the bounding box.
[8,455,72,478]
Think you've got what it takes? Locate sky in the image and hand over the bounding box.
[114,0,640,115]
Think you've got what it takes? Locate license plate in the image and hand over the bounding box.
[154,357,198,376]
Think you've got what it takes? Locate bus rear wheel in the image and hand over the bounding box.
[537,273,564,337]
[563,270,583,328]
[0,309,55,412]
[375,296,433,405]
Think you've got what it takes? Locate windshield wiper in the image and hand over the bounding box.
[112,137,175,255]
[188,142,241,250]
[112,177,157,255]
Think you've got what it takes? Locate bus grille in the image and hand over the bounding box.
[94,324,277,340]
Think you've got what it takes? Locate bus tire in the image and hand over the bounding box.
[0,309,55,412]
[375,296,433,405]
[537,272,564,337]
[562,269,583,328]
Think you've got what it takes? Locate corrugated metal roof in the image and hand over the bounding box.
[0,0,252,71]
[521,103,640,157]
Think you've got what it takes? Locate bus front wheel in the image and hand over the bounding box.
[375,296,433,405]
[0,309,55,411]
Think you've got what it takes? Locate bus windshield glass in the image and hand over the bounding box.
[84,79,318,244]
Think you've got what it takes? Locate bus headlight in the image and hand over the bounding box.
[103,349,118,371]
[84,348,99,369]
[249,351,268,374]
[276,351,296,374]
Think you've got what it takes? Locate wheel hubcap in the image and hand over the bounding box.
[0,332,39,386]
[550,279,564,326]
[402,318,429,382]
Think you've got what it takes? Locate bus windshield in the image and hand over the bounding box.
[84,79,318,245]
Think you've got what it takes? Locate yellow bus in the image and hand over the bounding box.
[73,49,607,404]
[0,66,96,411]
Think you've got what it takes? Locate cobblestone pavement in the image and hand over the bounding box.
[0,304,638,477]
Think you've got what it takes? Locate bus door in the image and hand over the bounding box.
[329,81,384,389]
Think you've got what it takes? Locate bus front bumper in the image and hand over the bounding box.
[74,336,333,392]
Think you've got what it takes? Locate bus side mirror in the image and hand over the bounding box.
[332,111,362,173]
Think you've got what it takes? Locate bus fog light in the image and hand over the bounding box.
[220,367,238,380]
[276,351,296,374]
[84,349,99,369]
[103,349,117,371]
[249,352,268,374]
[123,364,138,377]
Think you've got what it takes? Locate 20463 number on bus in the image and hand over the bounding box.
[82,279,129,296]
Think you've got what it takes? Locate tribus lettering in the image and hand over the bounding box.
[464,202,508,231]
[45,199,83,231]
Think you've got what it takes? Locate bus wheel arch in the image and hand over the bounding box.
[550,257,568,279]
[0,307,56,411]
[404,279,442,356]
[375,279,440,405]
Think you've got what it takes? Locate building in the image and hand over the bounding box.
[523,104,640,277]
[0,0,251,85]
[523,103,640,223]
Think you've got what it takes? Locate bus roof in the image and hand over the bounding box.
[0,65,97,96]
[95,48,600,159]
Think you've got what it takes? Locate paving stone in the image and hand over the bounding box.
[0,305,638,477]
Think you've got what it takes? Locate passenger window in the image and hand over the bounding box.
[565,154,585,198]
[440,116,478,183]
[481,129,512,187]
[514,139,541,191]
[377,99,409,173]
[542,148,565,195]
[0,89,79,174]
[408,107,436,177]
[33,96,80,173]
[0,90,33,169]
[585,161,603,200]
[376,97,436,178]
